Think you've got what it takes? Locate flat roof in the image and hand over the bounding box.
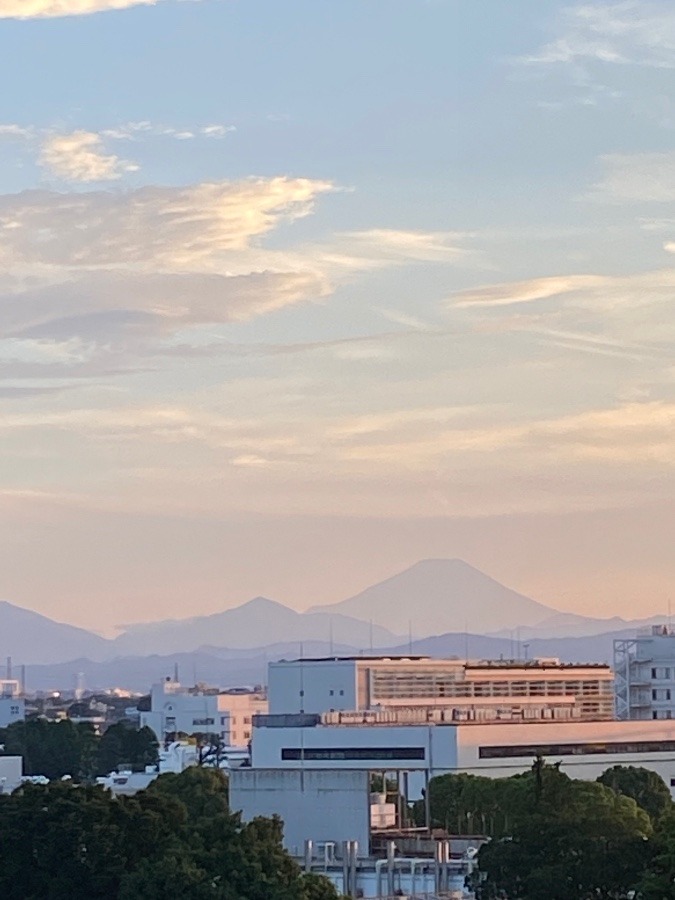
[272,656,609,668]
[273,656,431,663]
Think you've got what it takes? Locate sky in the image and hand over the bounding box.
[0,0,674,631]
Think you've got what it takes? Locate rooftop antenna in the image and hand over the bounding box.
[173,662,179,683]
[464,621,469,663]
[20,664,26,698]
[6,657,11,680]
[369,619,374,653]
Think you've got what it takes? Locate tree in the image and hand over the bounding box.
[637,810,675,899]
[2,718,98,780]
[417,769,532,837]
[300,872,344,900]
[476,761,652,900]
[96,722,159,776]
[598,765,673,822]
[0,770,341,900]
[146,765,229,819]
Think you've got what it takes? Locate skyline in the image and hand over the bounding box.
[0,1,674,629]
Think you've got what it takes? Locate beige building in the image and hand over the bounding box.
[268,656,614,722]
[218,689,268,746]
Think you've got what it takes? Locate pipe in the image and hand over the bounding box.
[386,840,396,897]
[375,859,387,898]
[304,839,313,873]
[341,841,350,897]
[349,840,358,898]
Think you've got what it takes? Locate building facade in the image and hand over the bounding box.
[140,679,267,746]
[251,713,675,796]
[615,626,675,720]
[269,656,614,721]
[0,679,25,728]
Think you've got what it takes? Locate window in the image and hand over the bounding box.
[281,746,425,761]
[244,717,251,724]
[329,690,334,696]
[479,739,675,759]
[192,718,215,726]
[10,706,19,715]
[339,690,344,696]
[652,667,672,679]
[244,731,250,740]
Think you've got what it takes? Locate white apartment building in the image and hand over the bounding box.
[615,626,675,720]
[140,679,267,746]
[0,679,25,728]
[268,655,614,721]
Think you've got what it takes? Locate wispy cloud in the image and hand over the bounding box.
[39,131,140,182]
[522,2,675,69]
[0,177,334,344]
[0,0,172,19]
[589,152,675,203]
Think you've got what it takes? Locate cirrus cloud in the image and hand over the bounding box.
[0,0,170,18]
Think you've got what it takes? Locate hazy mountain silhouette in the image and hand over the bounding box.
[0,600,109,665]
[310,559,560,636]
[110,597,399,657]
[1,560,663,671]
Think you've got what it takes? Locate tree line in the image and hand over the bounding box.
[0,766,339,899]
[0,718,159,780]
[421,760,675,899]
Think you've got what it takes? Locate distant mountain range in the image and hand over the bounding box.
[0,559,662,685]
[110,597,398,657]
[19,628,650,693]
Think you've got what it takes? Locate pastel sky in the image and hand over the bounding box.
[0,0,674,631]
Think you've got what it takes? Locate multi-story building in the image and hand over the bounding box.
[0,679,25,728]
[269,655,614,721]
[140,679,267,746]
[615,626,675,720]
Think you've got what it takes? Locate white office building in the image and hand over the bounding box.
[615,626,675,720]
[269,655,614,721]
[140,679,266,746]
[0,679,24,728]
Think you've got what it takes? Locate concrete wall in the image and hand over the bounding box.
[0,756,22,794]
[230,768,370,856]
[268,660,358,715]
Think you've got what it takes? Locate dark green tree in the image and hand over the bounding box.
[477,761,652,900]
[637,809,675,899]
[2,718,98,780]
[146,765,229,818]
[96,722,159,776]
[0,770,341,900]
[598,765,673,822]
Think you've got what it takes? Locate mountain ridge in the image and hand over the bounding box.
[309,558,561,635]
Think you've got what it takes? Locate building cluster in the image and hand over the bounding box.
[4,626,675,897]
